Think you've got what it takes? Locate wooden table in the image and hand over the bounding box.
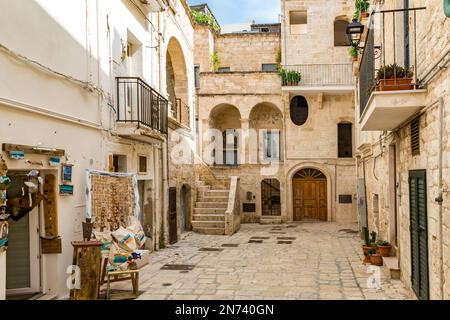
[106,269,140,300]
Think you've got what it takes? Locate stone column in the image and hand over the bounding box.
[240,119,250,165]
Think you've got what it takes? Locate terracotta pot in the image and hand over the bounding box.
[362,245,372,264]
[378,245,392,257]
[370,254,383,266]
[352,56,358,62]
[361,12,369,18]
[377,78,413,91]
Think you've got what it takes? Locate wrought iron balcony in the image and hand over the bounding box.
[359,7,427,127]
[116,77,168,134]
[281,64,354,92]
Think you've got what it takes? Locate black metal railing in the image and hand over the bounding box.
[169,98,190,128]
[282,64,354,86]
[359,7,426,116]
[116,77,168,134]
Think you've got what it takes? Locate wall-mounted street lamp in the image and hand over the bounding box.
[346,19,365,47]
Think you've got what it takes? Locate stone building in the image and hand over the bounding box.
[191,0,358,234]
[0,0,194,300]
[354,0,450,300]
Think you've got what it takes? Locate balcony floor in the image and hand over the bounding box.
[360,90,427,131]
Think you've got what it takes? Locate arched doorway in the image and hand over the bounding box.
[292,168,327,221]
[261,179,281,216]
[209,104,241,166]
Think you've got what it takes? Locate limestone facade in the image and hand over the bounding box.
[194,0,358,225]
[355,0,450,299]
[0,0,195,299]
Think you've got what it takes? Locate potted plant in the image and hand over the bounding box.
[361,227,372,263]
[369,249,383,266]
[279,68,302,86]
[376,63,414,91]
[377,240,392,257]
[349,45,358,61]
[356,0,370,18]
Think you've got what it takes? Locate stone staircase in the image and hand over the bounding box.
[192,179,230,235]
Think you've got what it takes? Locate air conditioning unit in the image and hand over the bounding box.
[139,0,166,12]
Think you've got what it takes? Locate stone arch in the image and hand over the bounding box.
[286,163,334,222]
[166,37,189,121]
[208,104,242,166]
[249,102,283,163]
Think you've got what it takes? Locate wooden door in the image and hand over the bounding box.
[168,187,177,244]
[293,169,327,221]
[409,170,429,300]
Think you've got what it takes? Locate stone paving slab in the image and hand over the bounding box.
[113,222,415,300]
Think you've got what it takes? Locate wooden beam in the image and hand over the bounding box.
[2,143,65,157]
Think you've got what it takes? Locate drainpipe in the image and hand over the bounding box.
[434,97,445,300]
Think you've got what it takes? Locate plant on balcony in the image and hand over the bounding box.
[192,10,220,33]
[349,44,359,61]
[375,63,414,91]
[279,68,302,86]
[276,48,282,68]
[355,0,370,18]
[211,52,220,72]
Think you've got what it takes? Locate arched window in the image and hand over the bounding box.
[290,96,309,126]
[334,19,350,46]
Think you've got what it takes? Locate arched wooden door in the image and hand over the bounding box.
[293,168,327,221]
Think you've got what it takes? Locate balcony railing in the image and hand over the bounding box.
[169,98,190,128]
[359,7,426,116]
[282,64,354,86]
[116,77,168,134]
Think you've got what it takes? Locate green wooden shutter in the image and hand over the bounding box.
[409,170,429,300]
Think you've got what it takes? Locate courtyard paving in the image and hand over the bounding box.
[116,222,415,300]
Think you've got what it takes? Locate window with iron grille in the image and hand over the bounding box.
[411,118,420,156]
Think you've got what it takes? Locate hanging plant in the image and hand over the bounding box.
[211,52,220,72]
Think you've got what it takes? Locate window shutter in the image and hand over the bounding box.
[411,118,420,155]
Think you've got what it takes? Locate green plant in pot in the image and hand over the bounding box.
[356,0,370,18]
[361,227,372,264]
[376,63,414,91]
[279,68,302,86]
[377,240,392,257]
[211,52,220,72]
[349,45,359,61]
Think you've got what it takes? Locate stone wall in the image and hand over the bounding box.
[215,33,281,72]
[355,0,450,300]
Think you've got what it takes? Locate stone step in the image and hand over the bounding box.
[192,220,225,229]
[382,256,400,280]
[197,195,230,202]
[193,226,225,235]
[196,202,228,208]
[194,207,227,214]
[193,214,225,221]
[201,190,230,197]
[260,217,283,225]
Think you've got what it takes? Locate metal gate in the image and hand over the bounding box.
[261,179,281,216]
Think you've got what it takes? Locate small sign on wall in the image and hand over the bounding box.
[60,184,74,196]
[41,237,62,254]
[339,195,353,204]
[62,164,73,182]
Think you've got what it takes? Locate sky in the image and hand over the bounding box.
[187,0,280,25]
